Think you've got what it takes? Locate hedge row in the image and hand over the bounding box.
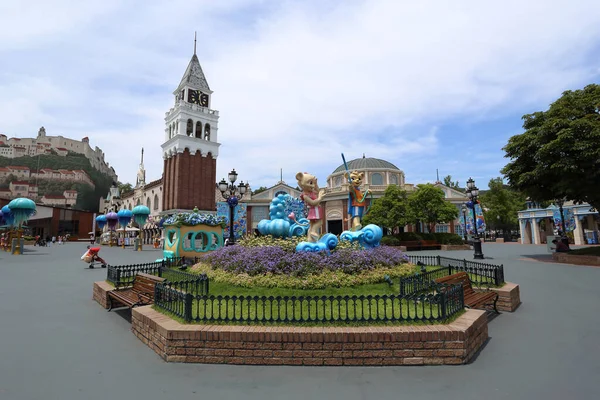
[380,232,464,246]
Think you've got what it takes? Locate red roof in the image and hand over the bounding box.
[43,195,66,199]
[55,147,68,151]
[10,181,29,185]
[0,167,9,171]
[8,166,30,170]
[64,190,77,193]
[0,189,11,192]
[58,169,75,174]
[13,146,26,149]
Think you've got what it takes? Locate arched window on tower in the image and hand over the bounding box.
[195,121,202,139]
[169,125,172,138]
[136,199,141,206]
[186,119,193,136]
[204,124,211,141]
[154,194,159,210]
[146,197,151,209]
[371,173,383,185]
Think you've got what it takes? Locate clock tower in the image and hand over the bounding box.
[162,44,221,213]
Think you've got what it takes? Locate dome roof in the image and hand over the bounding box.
[333,157,400,174]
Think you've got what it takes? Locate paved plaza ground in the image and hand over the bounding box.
[0,242,599,400]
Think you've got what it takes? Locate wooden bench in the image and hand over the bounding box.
[435,271,499,314]
[398,240,441,251]
[107,272,166,311]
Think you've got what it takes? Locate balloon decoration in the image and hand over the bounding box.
[105,212,118,247]
[95,215,107,230]
[7,198,36,255]
[132,205,150,251]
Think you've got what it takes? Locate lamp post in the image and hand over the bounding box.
[461,203,468,242]
[466,177,485,259]
[218,169,248,246]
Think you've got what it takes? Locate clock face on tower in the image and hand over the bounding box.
[187,89,209,107]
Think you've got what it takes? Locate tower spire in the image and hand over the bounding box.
[194,31,197,55]
[141,147,144,165]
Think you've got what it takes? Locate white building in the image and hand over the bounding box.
[0,128,117,181]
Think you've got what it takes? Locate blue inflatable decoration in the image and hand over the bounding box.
[340,224,383,249]
[257,194,309,238]
[296,233,338,253]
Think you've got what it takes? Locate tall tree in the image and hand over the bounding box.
[479,178,526,235]
[443,175,461,190]
[362,185,412,230]
[251,186,268,195]
[502,84,600,211]
[408,183,458,233]
[118,182,133,194]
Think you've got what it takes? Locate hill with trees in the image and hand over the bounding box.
[0,151,115,211]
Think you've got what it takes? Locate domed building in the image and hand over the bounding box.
[320,156,409,234]
[245,155,469,237]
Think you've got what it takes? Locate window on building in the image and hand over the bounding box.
[435,224,449,233]
[389,174,398,185]
[146,197,151,209]
[335,176,342,186]
[154,194,159,210]
[274,190,287,198]
[204,124,211,141]
[371,173,383,185]
[455,224,464,236]
[186,119,193,136]
[195,121,202,139]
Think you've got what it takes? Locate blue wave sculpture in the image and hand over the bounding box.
[340,224,383,249]
[296,233,338,253]
[257,194,308,238]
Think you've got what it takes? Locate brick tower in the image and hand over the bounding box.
[162,44,220,213]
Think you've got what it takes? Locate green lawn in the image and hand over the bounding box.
[154,278,465,326]
[568,246,600,256]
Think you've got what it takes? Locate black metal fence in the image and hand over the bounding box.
[106,256,202,288]
[154,281,465,325]
[401,256,505,296]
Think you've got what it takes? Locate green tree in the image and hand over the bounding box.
[362,185,412,230]
[118,181,133,194]
[479,178,526,236]
[443,175,462,190]
[252,186,268,195]
[502,84,600,211]
[408,183,458,233]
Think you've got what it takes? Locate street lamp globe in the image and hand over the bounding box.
[466,177,475,190]
[238,181,247,195]
[218,179,228,194]
[228,169,238,184]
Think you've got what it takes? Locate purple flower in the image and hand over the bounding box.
[199,246,409,276]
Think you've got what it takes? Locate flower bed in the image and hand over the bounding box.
[192,245,414,289]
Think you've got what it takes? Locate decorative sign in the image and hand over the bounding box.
[217,202,247,239]
[460,203,486,234]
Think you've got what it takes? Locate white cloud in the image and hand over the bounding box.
[1,0,600,190]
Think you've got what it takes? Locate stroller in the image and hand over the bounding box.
[81,246,107,268]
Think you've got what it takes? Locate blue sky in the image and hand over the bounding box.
[1,0,599,191]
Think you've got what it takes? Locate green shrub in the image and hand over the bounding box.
[380,236,400,246]
[393,232,423,241]
[432,233,464,245]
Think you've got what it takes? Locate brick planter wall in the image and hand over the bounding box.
[131,307,488,366]
[440,245,471,251]
[552,253,600,267]
[477,282,520,312]
[93,281,114,309]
